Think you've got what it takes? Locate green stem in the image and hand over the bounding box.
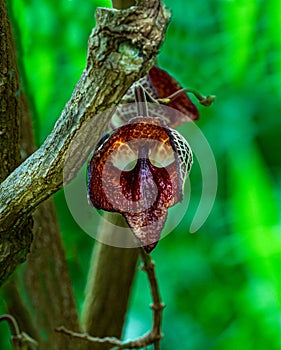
[159,88,216,107]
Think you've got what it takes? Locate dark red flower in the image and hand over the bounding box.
[88,117,192,252]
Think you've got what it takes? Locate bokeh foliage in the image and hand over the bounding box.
[1,0,281,349]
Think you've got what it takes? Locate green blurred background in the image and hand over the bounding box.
[1,0,281,349]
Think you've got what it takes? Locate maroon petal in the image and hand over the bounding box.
[110,66,199,130]
[148,66,199,126]
[88,117,192,251]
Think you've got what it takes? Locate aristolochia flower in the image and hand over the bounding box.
[88,116,193,252]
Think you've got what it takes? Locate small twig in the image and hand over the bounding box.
[55,327,121,345]
[139,248,165,350]
[0,314,38,349]
[56,248,165,350]
[158,88,216,107]
[0,314,20,336]
[56,326,160,349]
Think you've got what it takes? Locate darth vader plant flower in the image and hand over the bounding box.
[88,67,214,253]
[88,115,192,252]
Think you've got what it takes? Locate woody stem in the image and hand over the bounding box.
[139,248,165,349]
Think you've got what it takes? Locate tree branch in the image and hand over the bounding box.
[0,0,33,287]
[1,3,82,348]
[0,0,21,181]
[56,250,165,349]
[0,0,170,284]
[23,199,83,350]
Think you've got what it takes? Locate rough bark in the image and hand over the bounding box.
[23,199,82,350]
[0,0,170,285]
[0,0,21,180]
[1,2,83,349]
[0,0,33,287]
[4,89,82,350]
[81,214,139,349]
